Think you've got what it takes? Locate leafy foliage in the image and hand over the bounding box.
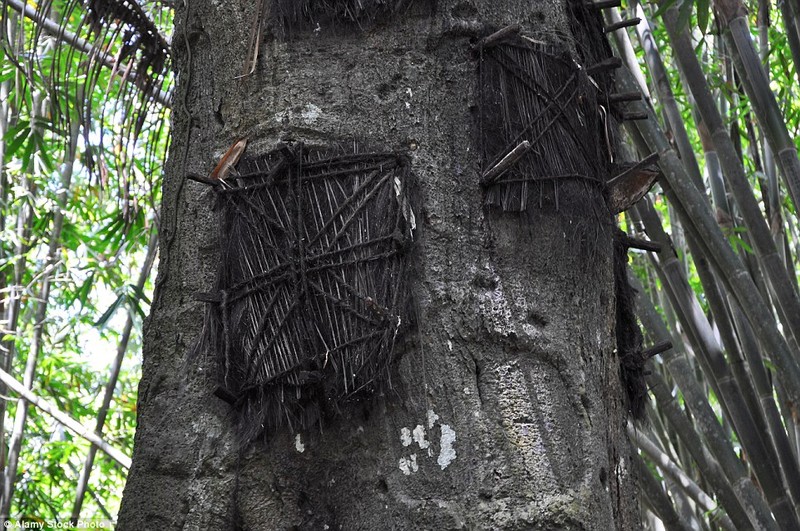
[1,0,170,524]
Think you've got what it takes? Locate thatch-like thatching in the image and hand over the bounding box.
[194,143,414,443]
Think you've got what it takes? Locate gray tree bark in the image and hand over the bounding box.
[118,1,638,529]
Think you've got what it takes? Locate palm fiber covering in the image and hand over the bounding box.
[195,144,414,442]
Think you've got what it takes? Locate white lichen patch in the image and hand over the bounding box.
[427,409,439,429]
[295,434,305,453]
[300,103,321,123]
[273,103,322,126]
[399,454,418,475]
[437,425,456,469]
[399,412,456,473]
[400,427,413,447]
[412,425,430,453]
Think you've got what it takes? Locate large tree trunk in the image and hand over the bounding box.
[118,1,638,529]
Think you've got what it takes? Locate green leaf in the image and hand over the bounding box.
[697,0,710,35]
[3,121,31,159]
[653,0,679,18]
[70,274,95,309]
[20,132,37,169]
[94,293,124,328]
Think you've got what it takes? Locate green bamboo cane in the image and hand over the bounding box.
[71,229,158,522]
[624,97,799,516]
[632,197,797,523]
[691,253,769,450]
[630,425,736,531]
[639,398,697,521]
[633,454,694,531]
[757,0,781,246]
[0,33,12,493]
[632,273,778,530]
[636,294,751,531]
[715,0,800,215]
[660,7,800,352]
[778,0,800,87]
[615,63,800,413]
[1,119,80,519]
[0,87,43,515]
[644,368,752,529]
[691,223,800,508]
[624,6,705,188]
[727,296,800,501]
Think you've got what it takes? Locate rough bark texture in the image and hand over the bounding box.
[118,1,638,529]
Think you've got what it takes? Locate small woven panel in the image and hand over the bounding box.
[478,38,611,211]
[197,144,413,440]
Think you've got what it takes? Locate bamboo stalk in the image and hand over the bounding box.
[645,187,800,526]
[779,0,800,87]
[70,229,158,522]
[0,33,12,493]
[625,6,707,205]
[631,256,750,528]
[691,224,800,507]
[603,8,650,99]
[1,120,80,519]
[715,0,800,213]
[633,273,779,530]
[633,197,796,520]
[757,0,780,226]
[707,34,734,220]
[728,296,800,504]
[624,80,791,513]
[660,7,800,353]
[633,454,694,531]
[0,82,41,514]
[616,58,800,419]
[630,425,736,531]
[0,367,131,469]
[644,369,752,529]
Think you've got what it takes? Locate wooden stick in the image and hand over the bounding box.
[476,24,521,49]
[587,56,623,74]
[194,292,223,303]
[481,141,532,186]
[604,18,642,33]
[0,368,131,469]
[278,143,297,162]
[586,0,622,8]
[642,341,673,359]
[187,173,222,186]
[619,234,662,253]
[622,111,649,121]
[213,386,238,405]
[608,91,643,104]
